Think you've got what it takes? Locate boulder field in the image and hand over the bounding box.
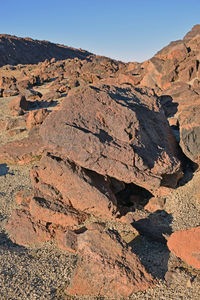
[6,83,182,297]
[1,25,200,297]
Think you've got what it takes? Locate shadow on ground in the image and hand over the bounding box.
[0,164,9,176]
[0,231,27,253]
[129,210,173,279]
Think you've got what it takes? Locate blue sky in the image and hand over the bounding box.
[1,0,200,62]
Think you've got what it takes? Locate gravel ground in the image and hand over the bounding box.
[0,164,200,299]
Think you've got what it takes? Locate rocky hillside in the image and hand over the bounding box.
[0,34,93,67]
[0,26,200,299]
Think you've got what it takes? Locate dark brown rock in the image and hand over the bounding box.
[0,34,93,67]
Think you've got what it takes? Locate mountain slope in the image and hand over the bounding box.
[0,34,93,67]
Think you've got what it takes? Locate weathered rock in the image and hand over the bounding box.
[19,89,42,101]
[184,24,200,41]
[0,34,92,67]
[29,196,86,227]
[17,78,32,90]
[0,132,44,164]
[8,95,29,116]
[26,109,49,129]
[66,223,155,297]
[5,116,26,130]
[0,76,19,97]
[31,152,117,218]
[167,227,200,269]
[6,209,52,246]
[15,189,32,207]
[144,196,165,212]
[161,83,200,164]
[7,189,88,247]
[55,229,78,253]
[40,84,181,192]
[41,91,61,101]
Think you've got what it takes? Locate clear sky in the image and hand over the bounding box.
[1,0,200,62]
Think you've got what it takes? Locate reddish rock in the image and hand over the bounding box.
[19,89,42,101]
[0,120,7,131]
[26,109,49,129]
[0,132,44,164]
[31,152,117,218]
[8,95,29,116]
[155,40,188,61]
[161,83,200,164]
[6,209,52,247]
[144,197,165,212]
[29,197,85,227]
[168,117,178,127]
[183,24,200,41]
[40,84,181,192]
[66,223,155,297]
[17,79,32,90]
[0,76,19,97]
[55,229,78,253]
[167,227,200,269]
[7,128,26,136]
[15,190,32,207]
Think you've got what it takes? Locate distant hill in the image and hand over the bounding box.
[0,34,93,67]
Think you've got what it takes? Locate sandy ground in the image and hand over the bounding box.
[0,90,200,299]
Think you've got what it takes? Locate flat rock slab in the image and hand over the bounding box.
[40,84,181,192]
[66,223,156,297]
[31,152,117,218]
[0,133,44,164]
[167,226,200,269]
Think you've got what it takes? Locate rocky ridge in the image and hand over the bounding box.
[0,34,92,67]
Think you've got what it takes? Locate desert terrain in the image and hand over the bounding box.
[0,25,200,299]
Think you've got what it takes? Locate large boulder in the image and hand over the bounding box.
[40,84,181,192]
[160,83,200,164]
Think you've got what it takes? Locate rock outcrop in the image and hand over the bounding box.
[3,26,200,297]
[6,83,182,246]
[40,84,181,192]
[126,25,200,165]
